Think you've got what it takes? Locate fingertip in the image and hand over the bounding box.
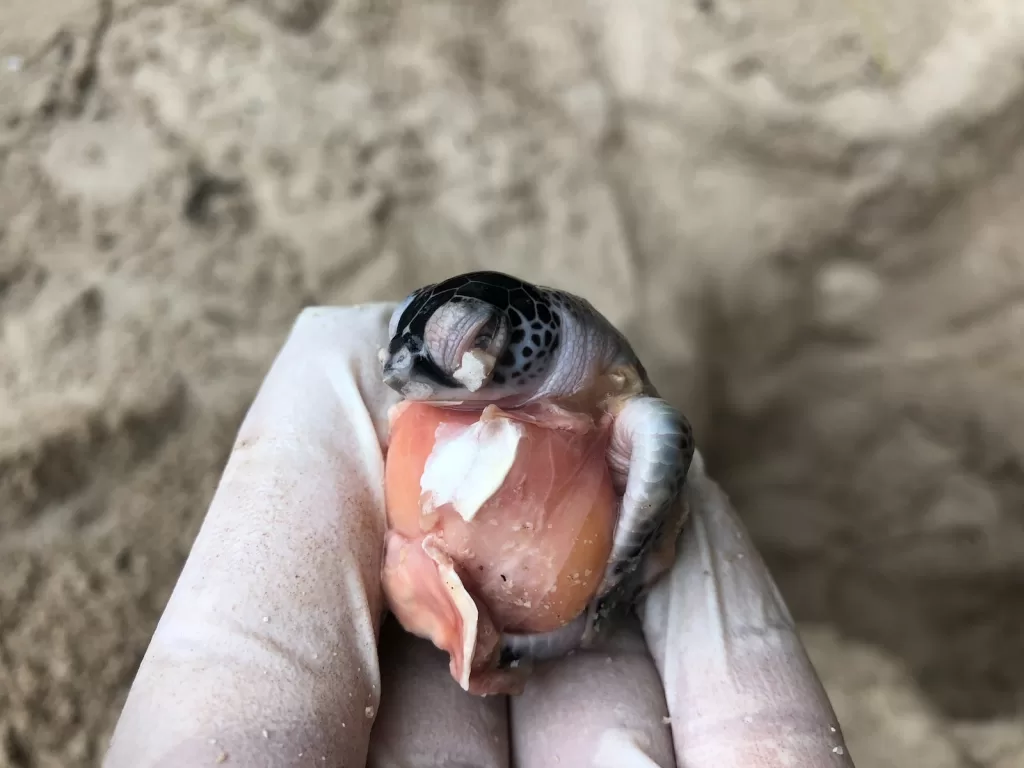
[369,617,510,768]
[510,618,675,768]
[252,303,400,449]
[640,467,853,768]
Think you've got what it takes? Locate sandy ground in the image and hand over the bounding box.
[2,0,1024,766]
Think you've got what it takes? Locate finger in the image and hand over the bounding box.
[641,452,855,767]
[509,615,675,768]
[368,616,510,768]
[105,304,400,768]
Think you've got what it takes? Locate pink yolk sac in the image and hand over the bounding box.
[381,401,618,695]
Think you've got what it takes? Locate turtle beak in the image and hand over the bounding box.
[382,346,414,392]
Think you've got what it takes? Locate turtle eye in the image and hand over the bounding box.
[472,316,500,352]
[423,299,508,378]
[470,313,510,362]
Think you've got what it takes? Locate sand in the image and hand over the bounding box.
[2,0,1024,765]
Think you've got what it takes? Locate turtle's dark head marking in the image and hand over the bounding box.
[382,271,564,405]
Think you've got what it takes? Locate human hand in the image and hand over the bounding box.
[103,304,855,768]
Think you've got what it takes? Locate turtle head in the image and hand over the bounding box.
[381,271,563,408]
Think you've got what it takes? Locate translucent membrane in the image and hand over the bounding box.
[382,401,617,694]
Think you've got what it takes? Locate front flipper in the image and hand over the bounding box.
[584,396,694,644]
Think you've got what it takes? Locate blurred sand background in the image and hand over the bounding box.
[2,0,1024,765]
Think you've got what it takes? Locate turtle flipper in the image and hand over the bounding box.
[584,396,695,643]
[497,612,589,669]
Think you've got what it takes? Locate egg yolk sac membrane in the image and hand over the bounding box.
[382,401,618,695]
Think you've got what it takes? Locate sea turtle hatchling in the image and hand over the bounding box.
[380,270,695,666]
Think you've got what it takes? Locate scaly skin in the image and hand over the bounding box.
[380,271,695,665]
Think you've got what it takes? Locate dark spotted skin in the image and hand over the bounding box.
[382,271,695,666]
[387,271,565,392]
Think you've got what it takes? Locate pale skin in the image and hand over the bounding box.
[103,304,856,768]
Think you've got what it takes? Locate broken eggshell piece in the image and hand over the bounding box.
[382,401,617,694]
[451,348,496,392]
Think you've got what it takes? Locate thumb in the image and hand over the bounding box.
[104,305,399,767]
